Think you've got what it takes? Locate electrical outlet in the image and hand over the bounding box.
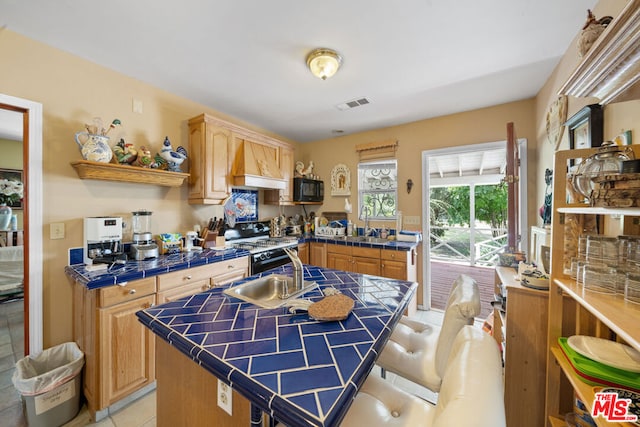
[217,379,232,415]
[404,216,420,225]
[50,222,65,239]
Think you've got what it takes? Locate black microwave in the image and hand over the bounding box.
[293,177,324,202]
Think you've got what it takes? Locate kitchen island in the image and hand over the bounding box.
[136,264,417,427]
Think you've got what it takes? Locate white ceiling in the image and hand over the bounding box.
[1,0,597,142]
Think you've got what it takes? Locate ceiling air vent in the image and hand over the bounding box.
[336,97,371,111]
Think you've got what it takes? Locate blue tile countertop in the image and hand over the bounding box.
[299,236,419,251]
[136,265,417,427]
[64,248,250,290]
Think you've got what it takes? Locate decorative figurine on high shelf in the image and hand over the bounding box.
[155,136,187,172]
[74,118,121,163]
[112,138,138,165]
[136,146,154,168]
[302,160,315,178]
[577,9,612,58]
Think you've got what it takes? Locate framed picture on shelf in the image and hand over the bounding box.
[566,104,603,150]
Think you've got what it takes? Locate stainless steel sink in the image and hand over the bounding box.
[223,274,318,308]
[336,236,389,245]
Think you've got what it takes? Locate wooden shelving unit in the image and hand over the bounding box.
[71,160,189,187]
[546,146,640,427]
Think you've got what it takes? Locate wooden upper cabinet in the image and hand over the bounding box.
[265,144,295,205]
[188,114,232,204]
[188,112,294,204]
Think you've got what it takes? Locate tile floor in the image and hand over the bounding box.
[0,301,448,426]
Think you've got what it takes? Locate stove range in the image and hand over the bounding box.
[223,221,299,274]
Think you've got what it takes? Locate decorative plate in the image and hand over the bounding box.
[546,95,568,150]
[568,335,640,373]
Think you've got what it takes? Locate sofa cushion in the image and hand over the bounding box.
[433,325,505,427]
[341,374,437,426]
[435,274,481,379]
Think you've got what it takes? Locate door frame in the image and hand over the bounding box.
[421,139,527,309]
[0,94,43,354]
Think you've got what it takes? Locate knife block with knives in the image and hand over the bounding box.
[202,218,225,248]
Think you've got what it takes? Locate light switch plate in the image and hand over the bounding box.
[217,379,232,415]
[50,222,65,239]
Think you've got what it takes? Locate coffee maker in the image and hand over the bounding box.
[130,210,159,260]
[83,217,125,265]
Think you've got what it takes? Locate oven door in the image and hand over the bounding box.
[251,247,297,274]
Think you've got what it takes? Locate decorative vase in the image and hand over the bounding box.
[0,204,12,230]
[74,132,113,163]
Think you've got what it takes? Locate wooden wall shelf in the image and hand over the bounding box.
[71,160,189,187]
[559,0,640,104]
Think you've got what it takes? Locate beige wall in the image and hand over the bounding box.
[300,100,537,232]
[0,30,299,347]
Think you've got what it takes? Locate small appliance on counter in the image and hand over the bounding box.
[130,210,159,260]
[157,233,183,255]
[83,217,126,266]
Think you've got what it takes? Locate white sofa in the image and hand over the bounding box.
[341,325,505,427]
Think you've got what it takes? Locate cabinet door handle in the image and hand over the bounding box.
[184,275,192,281]
[228,265,234,269]
[129,289,137,295]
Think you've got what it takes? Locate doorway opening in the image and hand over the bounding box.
[421,139,527,319]
[0,94,43,356]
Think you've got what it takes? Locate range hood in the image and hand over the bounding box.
[232,141,286,190]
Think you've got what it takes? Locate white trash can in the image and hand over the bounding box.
[12,342,84,427]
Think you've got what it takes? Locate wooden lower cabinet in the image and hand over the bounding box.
[309,242,327,267]
[327,244,381,275]
[380,248,417,282]
[73,257,249,419]
[297,242,309,264]
[99,294,156,405]
[495,266,548,427]
[74,277,157,416]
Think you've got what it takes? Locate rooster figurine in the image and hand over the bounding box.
[302,160,315,178]
[156,136,187,172]
[136,146,154,168]
[112,138,138,165]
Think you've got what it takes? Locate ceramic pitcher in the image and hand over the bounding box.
[75,132,113,163]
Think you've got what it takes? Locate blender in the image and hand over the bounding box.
[130,210,159,260]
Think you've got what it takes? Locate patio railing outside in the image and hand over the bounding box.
[430,225,507,267]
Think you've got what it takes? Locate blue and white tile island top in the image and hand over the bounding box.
[65,248,249,290]
[136,265,417,427]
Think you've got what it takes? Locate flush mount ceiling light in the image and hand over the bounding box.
[306,48,343,80]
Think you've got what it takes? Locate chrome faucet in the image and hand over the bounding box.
[284,247,303,293]
[361,205,375,236]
